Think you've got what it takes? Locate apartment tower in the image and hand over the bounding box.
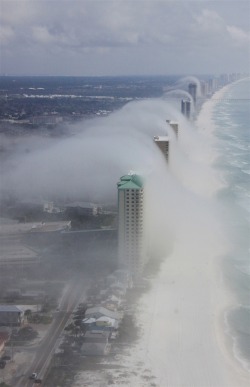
[154,135,169,162]
[166,119,179,138]
[117,173,145,285]
[188,83,197,105]
[181,99,191,119]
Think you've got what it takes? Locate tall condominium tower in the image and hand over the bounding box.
[181,99,191,119]
[188,83,197,105]
[117,173,145,285]
[154,135,169,162]
[166,119,179,138]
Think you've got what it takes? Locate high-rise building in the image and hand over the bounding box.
[154,135,169,162]
[200,81,209,97]
[188,83,197,105]
[181,99,191,119]
[166,119,179,137]
[117,173,145,285]
[208,78,218,93]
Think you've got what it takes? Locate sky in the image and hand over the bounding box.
[0,0,249,76]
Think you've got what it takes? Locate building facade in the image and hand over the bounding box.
[166,120,179,137]
[188,83,197,105]
[117,173,145,285]
[154,135,169,162]
[0,305,24,327]
[181,99,191,119]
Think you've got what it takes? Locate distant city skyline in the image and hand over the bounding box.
[1,0,249,76]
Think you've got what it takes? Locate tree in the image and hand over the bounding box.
[24,309,32,318]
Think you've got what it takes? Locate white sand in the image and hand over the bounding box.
[130,250,249,387]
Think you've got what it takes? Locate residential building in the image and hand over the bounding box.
[85,306,122,321]
[200,81,209,97]
[154,135,169,162]
[65,202,102,216]
[117,173,146,285]
[0,305,24,327]
[166,119,179,137]
[188,83,197,105]
[181,99,191,119]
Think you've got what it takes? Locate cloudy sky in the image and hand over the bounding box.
[0,0,249,76]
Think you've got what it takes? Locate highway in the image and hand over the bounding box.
[12,277,89,387]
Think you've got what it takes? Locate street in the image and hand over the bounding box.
[12,277,89,387]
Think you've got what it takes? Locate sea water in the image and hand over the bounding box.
[212,78,250,370]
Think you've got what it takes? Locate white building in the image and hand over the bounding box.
[154,135,169,162]
[117,173,145,285]
[166,119,179,137]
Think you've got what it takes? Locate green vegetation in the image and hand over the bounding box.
[28,313,53,324]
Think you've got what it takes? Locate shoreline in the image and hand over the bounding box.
[71,81,250,386]
[197,81,250,378]
[211,253,250,386]
[125,83,250,386]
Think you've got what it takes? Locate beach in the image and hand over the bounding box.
[72,84,250,387]
[115,85,250,387]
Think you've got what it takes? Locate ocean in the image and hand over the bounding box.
[212,78,250,371]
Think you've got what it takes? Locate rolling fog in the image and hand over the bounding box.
[0,91,228,263]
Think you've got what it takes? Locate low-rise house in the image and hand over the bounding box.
[65,202,102,216]
[85,306,123,321]
[0,305,24,327]
[101,294,122,311]
[82,316,118,332]
[96,316,118,329]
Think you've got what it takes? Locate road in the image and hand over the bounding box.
[12,277,89,387]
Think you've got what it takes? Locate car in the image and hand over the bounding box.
[29,372,38,380]
[34,379,42,384]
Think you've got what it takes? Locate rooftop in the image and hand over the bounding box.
[85,306,122,321]
[65,202,99,208]
[117,173,143,190]
[154,135,169,142]
[166,119,178,124]
[0,305,23,313]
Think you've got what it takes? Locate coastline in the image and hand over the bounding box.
[195,83,232,135]
[119,84,250,387]
[205,80,250,378]
[71,82,250,387]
